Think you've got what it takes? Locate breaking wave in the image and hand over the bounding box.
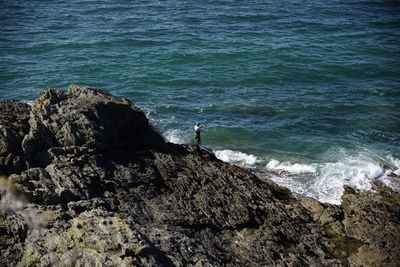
[266,151,400,205]
[164,129,189,144]
[161,125,400,205]
[214,149,260,166]
[266,159,316,174]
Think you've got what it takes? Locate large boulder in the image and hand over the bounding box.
[22,85,164,166]
[1,85,399,266]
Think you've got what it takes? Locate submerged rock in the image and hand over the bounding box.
[0,85,399,266]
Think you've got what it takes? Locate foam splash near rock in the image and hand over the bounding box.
[0,85,399,266]
[164,128,188,144]
[266,152,400,205]
[215,149,260,166]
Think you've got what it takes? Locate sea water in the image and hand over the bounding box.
[1,0,399,204]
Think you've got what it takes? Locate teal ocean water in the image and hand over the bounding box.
[1,0,399,203]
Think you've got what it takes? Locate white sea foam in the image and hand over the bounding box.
[266,159,316,174]
[161,126,399,205]
[26,100,34,106]
[266,152,399,205]
[20,100,35,106]
[386,155,400,171]
[164,129,188,144]
[215,149,259,166]
[313,157,383,204]
[380,155,400,191]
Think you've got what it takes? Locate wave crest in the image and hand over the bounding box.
[266,152,400,204]
[266,159,316,174]
[215,149,259,166]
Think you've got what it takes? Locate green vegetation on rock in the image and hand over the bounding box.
[26,257,41,266]
[324,224,365,264]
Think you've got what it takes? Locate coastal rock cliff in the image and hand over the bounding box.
[1,85,399,266]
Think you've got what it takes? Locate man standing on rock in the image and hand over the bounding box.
[194,122,204,147]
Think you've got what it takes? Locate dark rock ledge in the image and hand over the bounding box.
[0,85,399,266]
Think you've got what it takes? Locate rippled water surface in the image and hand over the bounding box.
[1,0,399,203]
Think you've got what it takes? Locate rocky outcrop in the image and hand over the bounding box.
[0,101,31,174]
[341,186,400,266]
[299,185,400,266]
[1,85,399,266]
[22,85,164,166]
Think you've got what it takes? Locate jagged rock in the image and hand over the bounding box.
[16,209,173,267]
[0,211,28,266]
[0,100,31,174]
[0,85,399,266]
[341,186,400,266]
[387,172,398,178]
[22,85,164,165]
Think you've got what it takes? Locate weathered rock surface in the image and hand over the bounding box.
[0,101,31,174]
[1,85,399,266]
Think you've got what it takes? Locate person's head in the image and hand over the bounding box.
[196,122,201,126]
